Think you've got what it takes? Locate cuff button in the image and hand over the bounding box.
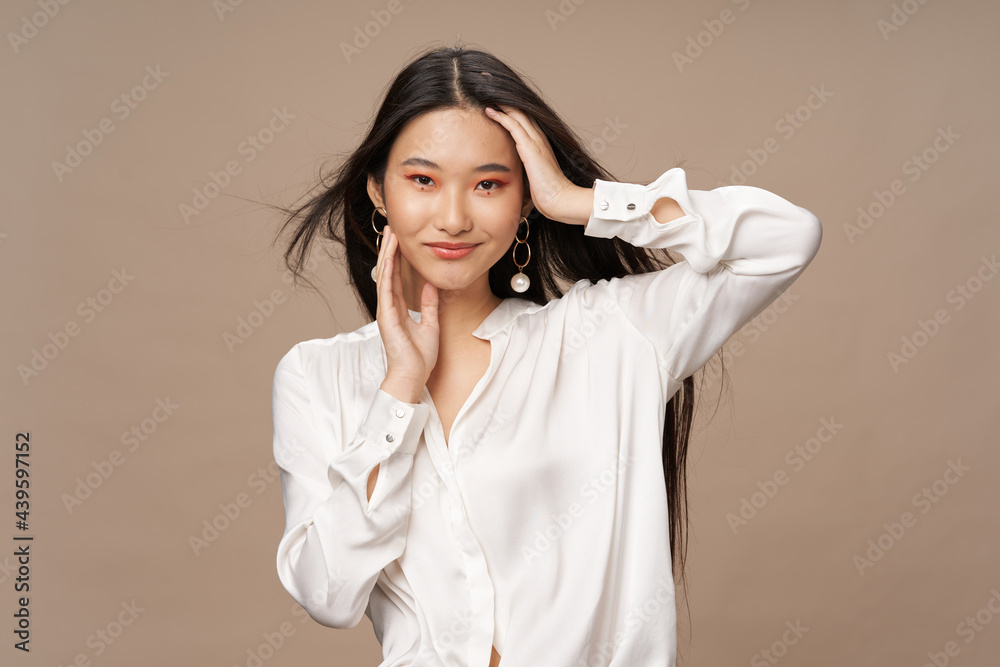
[385,433,395,443]
[627,202,636,210]
[394,408,405,418]
[599,201,609,210]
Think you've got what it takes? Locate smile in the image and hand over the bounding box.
[426,243,478,259]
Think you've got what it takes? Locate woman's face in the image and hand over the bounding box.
[367,106,533,297]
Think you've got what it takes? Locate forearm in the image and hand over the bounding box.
[584,169,822,276]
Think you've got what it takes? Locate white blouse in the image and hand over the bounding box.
[272,167,823,667]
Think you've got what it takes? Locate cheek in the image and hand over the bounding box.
[391,234,420,260]
[475,199,522,229]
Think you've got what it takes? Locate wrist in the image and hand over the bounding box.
[561,183,595,226]
[380,376,423,404]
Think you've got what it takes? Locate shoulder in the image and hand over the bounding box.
[559,275,635,318]
[513,278,635,322]
[505,278,633,345]
[274,320,381,381]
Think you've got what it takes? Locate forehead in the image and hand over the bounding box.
[390,107,519,168]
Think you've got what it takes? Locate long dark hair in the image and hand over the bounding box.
[271,42,728,644]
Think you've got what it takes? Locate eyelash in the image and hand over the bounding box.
[407,175,504,191]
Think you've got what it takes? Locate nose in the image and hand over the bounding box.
[435,186,473,236]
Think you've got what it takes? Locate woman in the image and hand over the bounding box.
[271,44,822,667]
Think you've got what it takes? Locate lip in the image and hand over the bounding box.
[426,242,479,259]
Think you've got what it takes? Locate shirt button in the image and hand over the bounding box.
[627,202,636,210]
[599,200,609,210]
[394,408,405,418]
[385,433,395,443]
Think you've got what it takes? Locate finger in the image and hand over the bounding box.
[496,105,544,143]
[375,219,389,284]
[420,279,439,333]
[377,246,389,316]
[378,230,396,321]
[389,228,405,310]
[382,225,397,286]
[486,106,529,143]
[489,105,529,141]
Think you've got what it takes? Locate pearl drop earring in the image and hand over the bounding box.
[510,216,530,293]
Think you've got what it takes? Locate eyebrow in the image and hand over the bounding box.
[399,157,512,174]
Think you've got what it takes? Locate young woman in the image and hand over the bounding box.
[271,45,822,667]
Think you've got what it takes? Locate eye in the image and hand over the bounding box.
[477,180,503,191]
[409,175,434,187]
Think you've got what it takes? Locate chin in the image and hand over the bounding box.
[421,267,484,293]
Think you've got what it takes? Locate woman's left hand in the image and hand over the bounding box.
[484,105,587,225]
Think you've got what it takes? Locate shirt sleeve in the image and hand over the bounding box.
[272,343,430,628]
[582,167,823,386]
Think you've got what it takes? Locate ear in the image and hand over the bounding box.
[521,193,535,221]
[366,173,385,209]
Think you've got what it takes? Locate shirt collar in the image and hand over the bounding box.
[404,297,537,341]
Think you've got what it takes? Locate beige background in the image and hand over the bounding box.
[3,0,998,665]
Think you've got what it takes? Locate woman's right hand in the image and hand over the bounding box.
[374,224,440,402]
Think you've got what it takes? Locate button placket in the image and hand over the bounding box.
[416,339,503,665]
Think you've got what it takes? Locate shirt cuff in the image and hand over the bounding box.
[356,388,429,456]
[584,169,692,242]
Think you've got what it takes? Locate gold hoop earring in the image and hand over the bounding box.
[510,216,530,293]
[371,206,387,282]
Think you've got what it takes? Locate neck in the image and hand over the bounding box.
[400,264,503,344]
